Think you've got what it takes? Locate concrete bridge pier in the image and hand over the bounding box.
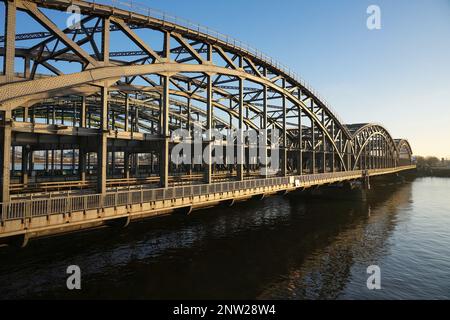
[362,171,371,190]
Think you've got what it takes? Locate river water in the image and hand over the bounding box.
[0,177,449,299]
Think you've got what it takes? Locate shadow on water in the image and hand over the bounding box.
[0,179,414,299]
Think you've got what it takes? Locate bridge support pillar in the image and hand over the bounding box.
[204,73,212,184]
[362,170,371,190]
[21,146,30,186]
[297,100,303,175]
[160,75,170,188]
[3,0,16,82]
[237,77,244,181]
[281,79,287,176]
[79,145,86,182]
[124,151,130,179]
[0,110,12,203]
[97,86,108,195]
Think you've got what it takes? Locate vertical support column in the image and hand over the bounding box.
[28,149,34,183]
[22,146,29,186]
[237,77,244,181]
[204,73,213,184]
[364,144,367,170]
[97,17,110,195]
[296,90,303,175]
[387,144,390,168]
[72,102,77,127]
[380,138,383,168]
[45,150,49,173]
[30,105,35,124]
[261,75,268,177]
[378,137,381,168]
[228,110,233,175]
[359,147,363,170]
[322,112,326,173]
[311,122,316,174]
[80,96,86,128]
[187,83,192,133]
[0,111,12,203]
[79,143,86,182]
[52,106,56,125]
[160,75,170,188]
[187,83,192,175]
[97,86,108,195]
[124,94,129,132]
[150,152,154,174]
[164,31,171,60]
[134,106,139,132]
[370,140,373,169]
[72,148,76,175]
[134,153,139,177]
[3,1,16,81]
[111,111,115,130]
[347,142,352,171]
[51,150,55,175]
[11,146,15,177]
[385,141,388,168]
[281,79,287,176]
[339,131,343,172]
[111,144,116,177]
[331,122,335,172]
[124,151,130,179]
[372,138,375,169]
[24,57,30,79]
[102,17,110,65]
[23,107,29,123]
[60,149,64,173]
[375,137,378,168]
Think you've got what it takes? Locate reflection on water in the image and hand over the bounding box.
[0,177,449,299]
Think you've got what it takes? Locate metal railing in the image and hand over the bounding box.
[1,170,367,222]
[0,166,416,223]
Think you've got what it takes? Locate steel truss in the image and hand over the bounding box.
[0,0,413,203]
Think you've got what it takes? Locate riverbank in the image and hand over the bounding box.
[417,167,450,177]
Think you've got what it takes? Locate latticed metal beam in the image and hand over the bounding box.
[0,0,413,204]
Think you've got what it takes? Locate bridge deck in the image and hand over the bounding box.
[0,166,415,244]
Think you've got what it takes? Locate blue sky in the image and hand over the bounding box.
[2,0,450,157]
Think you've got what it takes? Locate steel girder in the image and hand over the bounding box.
[0,0,413,175]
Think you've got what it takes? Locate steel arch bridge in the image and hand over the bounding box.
[0,0,415,244]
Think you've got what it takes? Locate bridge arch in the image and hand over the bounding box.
[395,139,413,166]
[346,124,400,170]
[0,0,413,203]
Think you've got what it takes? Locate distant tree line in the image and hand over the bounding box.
[415,156,449,168]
